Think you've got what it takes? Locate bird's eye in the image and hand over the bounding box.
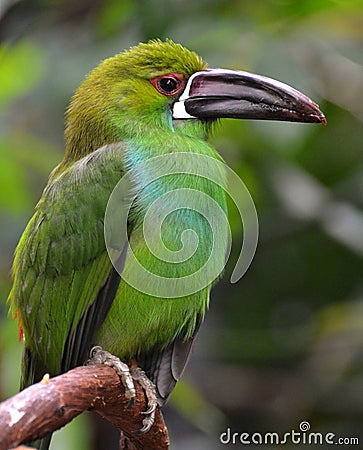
[150,73,185,97]
[159,77,178,93]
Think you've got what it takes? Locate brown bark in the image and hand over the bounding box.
[0,365,169,450]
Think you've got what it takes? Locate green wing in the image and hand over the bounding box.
[8,143,126,388]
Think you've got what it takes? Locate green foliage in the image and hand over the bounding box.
[0,41,44,107]
[96,0,136,38]
[0,135,60,214]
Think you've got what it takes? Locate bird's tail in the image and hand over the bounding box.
[28,434,53,450]
[21,348,54,449]
[39,434,53,450]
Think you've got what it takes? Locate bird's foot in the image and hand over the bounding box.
[129,364,158,434]
[88,346,158,434]
[89,346,136,407]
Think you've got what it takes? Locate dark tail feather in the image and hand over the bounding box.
[39,434,52,450]
[138,315,203,405]
[28,434,52,450]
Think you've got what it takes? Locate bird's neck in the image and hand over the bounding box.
[122,122,217,168]
[54,107,118,178]
[56,102,215,179]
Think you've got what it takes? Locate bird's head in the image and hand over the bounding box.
[64,39,325,164]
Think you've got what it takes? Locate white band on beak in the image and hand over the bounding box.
[172,70,203,119]
[172,100,196,119]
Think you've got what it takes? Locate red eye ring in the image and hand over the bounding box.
[150,73,186,97]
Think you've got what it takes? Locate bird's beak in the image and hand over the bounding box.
[173,68,326,124]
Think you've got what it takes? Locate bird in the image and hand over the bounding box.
[8,39,326,449]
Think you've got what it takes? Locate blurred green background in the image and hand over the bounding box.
[1,1,363,449]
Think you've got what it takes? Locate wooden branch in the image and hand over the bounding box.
[0,365,169,450]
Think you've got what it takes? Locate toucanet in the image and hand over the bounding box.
[8,39,326,448]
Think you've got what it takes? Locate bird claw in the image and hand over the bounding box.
[132,418,155,435]
[88,346,158,433]
[88,346,135,404]
[125,397,135,409]
[130,365,158,434]
[141,402,157,415]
